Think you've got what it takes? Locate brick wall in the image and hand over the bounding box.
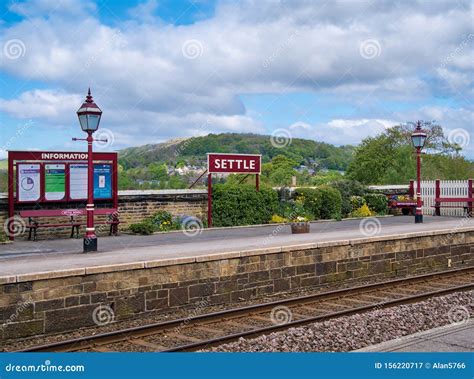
[0,190,207,239]
[1,230,472,340]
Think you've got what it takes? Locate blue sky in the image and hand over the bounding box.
[0,0,473,158]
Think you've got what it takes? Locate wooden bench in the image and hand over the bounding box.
[18,208,120,241]
[433,197,474,217]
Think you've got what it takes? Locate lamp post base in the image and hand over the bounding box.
[415,214,423,224]
[83,236,98,252]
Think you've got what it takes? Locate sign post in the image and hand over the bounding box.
[206,153,261,228]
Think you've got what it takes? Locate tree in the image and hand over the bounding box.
[347,125,473,184]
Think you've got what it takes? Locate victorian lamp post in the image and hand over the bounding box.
[411,121,427,224]
[73,89,104,252]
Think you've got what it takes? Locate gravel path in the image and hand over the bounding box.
[205,291,473,352]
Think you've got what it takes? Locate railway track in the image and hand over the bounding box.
[21,267,473,352]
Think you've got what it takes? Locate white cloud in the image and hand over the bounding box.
[289,118,397,146]
[0,0,472,154]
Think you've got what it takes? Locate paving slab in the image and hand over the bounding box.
[0,216,472,279]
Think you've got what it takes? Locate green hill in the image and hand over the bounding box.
[119,133,354,171]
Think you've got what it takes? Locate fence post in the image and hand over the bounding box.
[435,179,441,216]
[468,179,473,217]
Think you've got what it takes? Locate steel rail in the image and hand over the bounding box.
[18,266,473,352]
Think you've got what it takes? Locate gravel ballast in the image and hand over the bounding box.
[205,291,473,352]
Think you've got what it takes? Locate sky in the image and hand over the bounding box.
[0,0,473,159]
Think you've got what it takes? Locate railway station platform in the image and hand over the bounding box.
[1,216,473,341]
[356,320,474,352]
[1,216,473,278]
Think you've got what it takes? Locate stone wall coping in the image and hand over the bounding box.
[2,226,473,284]
[16,268,86,282]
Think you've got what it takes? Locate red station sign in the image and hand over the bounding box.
[207,153,261,174]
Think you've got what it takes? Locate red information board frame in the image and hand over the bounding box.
[7,151,118,237]
[206,153,261,227]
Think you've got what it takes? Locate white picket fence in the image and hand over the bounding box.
[414,180,472,216]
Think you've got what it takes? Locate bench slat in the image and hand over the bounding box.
[435,198,474,202]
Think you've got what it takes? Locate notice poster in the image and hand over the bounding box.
[69,163,88,200]
[94,164,112,199]
[45,164,65,200]
[18,164,41,202]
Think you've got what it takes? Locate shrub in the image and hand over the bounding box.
[294,188,322,219]
[351,204,373,218]
[129,221,156,235]
[270,214,287,223]
[212,184,279,227]
[351,195,366,210]
[364,193,388,215]
[293,186,342,220]
[318,185,342,220]
[150,210,180,231]
[331,179,367,216]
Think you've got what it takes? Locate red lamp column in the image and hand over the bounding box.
[74,89,104,252]
[85,131,97,251]
[411,121,427,224]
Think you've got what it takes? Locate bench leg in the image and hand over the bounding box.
[33,227,37,241]
[70,226,75,238]
[28,227,32,241]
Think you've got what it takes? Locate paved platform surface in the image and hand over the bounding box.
[356,320,474,352]
[0,216,472,278]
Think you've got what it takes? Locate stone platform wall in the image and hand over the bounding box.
[0,190,207,240]
[1,229,473,341]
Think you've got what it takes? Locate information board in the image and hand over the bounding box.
[18,164,41,202]
[45,164,65,200]
[94,164,112,199]
[69,163,88,200]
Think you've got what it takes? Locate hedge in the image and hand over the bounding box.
[212,184,279,227]
[294,187,322,219]
[294,186,342,220]
[318,185,342,220]
[331,180,367,216]
[364,193,388,214]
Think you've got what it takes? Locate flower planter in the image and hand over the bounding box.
[290,221,310,234]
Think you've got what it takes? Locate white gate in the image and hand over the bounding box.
[413,180,472,216]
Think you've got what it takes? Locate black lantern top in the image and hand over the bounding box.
[77,88,102,133]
